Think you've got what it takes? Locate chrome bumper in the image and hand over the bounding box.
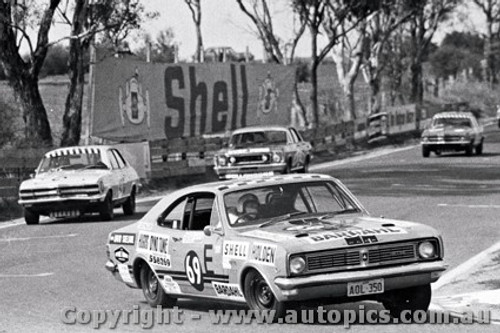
[273,261,448,302]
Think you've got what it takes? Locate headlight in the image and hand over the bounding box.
[290,257,306,274]
[229,156,236,164]
[422,137,428,142]
[272,151,283,163]
[418,241,436,259]
[262,154,269,162]
[217,156,227,166]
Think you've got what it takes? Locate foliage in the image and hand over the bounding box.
[0,96,17,147]
[135,28,177,63]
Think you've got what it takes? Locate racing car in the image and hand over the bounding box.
[106,174,447,318]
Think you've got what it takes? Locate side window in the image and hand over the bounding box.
[157,197,188,229]
[107,151,120,170]
[209,200,222,228]
[188,195,216,231]
[112,150,126,168]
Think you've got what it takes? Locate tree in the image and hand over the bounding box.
[0,0,60,147]
[58,0,151,147]
[471,0,500,87]
[330,21,366,121]
[185,0,203,62]
[429,32,484,81]
[361,0,415,115]
[136,28,177,63]
[408,0,459,111]
[294,0,375,127]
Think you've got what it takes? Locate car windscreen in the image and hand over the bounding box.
[38,151,107,173]
[229,130,287,147]
[432,117,472,127]
[223,180,361,227]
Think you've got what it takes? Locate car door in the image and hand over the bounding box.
[111,149,133,197]
[155,192,228,298]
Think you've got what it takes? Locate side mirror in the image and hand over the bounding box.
[29,173,35,178]
[203,225,224,237]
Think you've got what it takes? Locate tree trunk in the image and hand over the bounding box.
[61,42,86,147]
[310,26,319,128]
[195,24,203,62]
[13,75,53,147]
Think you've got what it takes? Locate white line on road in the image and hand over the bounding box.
[0,272,54,278]
[432,240,500,291]
[309,145,418,171]
[0,233,77,242]
[438,203,500,209]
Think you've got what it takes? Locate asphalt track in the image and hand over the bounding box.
[1,124,500,332]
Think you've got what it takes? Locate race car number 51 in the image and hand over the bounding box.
[347,278,384,297]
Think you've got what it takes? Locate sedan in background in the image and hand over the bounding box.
[213,126,312,180]
[18,145,140,224]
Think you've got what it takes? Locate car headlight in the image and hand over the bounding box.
[229,156,236,164]
[418,241,436,259]
[422,137,429,142]
[272,151,283,163]
[217,156,227,166]
[262,154,269,162]
[290,256,306,274]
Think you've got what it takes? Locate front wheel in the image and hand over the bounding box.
[382,284,432,320]
[99,192,114,221]
[244,270,286,319]
[140,264,177,308]
[475,141,483,155]
[24,209,39,225]
[422,147,430,158]
[122,189,136,215]
[465,144,473,156]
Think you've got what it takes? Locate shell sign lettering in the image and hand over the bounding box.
[91,57,296,142]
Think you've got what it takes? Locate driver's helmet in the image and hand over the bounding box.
[237,193,260,215]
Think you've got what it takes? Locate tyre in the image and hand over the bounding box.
[422,147,430,158]
[140,264,177,308]
[122,188,136,216]
[300,157,310,173]
[99,192,114,221]
[243,269,287,319]
[382,284,431,320]
[283,159,292,174]
[465,144,473,156]
[24,209,39,225]
[475,141,483,155]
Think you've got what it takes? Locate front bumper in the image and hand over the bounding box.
[214,163,287,179]
[18,193,107,214]
[421,141,471,150]
[273,260,447,302]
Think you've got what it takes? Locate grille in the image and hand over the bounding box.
[20,185,100,200]
[233,154,269,164]
[427,135,464,142]
[304,242,418,273]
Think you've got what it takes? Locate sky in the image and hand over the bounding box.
[44,0,486,61]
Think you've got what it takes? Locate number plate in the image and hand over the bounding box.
[347,278,384,297]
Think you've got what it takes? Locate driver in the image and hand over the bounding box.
[237,193,261,222]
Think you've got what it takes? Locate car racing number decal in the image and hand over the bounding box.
[185,251,204,291]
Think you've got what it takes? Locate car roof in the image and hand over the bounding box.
[44,145,113,157]
[174,173,334,195]
[433,111,475,119]
[231,125,290,135]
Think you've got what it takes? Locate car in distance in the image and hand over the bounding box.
[213,126,313,180]
[105,173,447,318]
[18,145,140,225]
[421,112,484,157]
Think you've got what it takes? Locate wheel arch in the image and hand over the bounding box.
[239,264,283,301]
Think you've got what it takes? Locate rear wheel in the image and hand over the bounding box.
[300,156,310,173]
[24,209,39,225]
[122,188,136,216]
[99,192,114,221]
[382,284,432,320]
[244,269,287,319]
[140,264,177,308]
